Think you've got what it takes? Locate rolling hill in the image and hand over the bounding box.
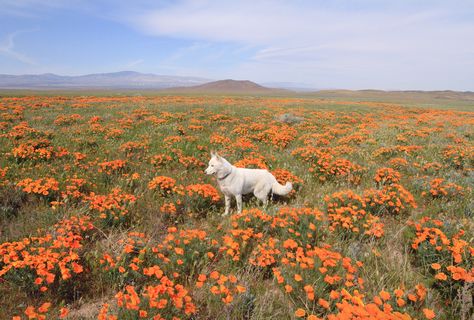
[165,79,287,94]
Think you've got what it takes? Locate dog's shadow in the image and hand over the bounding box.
[241,193,292,208]
[271,194,293,204]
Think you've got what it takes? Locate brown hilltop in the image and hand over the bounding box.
[165,79,288,94]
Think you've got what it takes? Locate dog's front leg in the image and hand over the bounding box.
[262,197,268,209]
[235,194,242,214]
[223,195,231,216]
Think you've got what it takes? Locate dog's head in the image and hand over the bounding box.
[205,152,225,176]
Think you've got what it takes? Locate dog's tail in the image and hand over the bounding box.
[272,181,293,196]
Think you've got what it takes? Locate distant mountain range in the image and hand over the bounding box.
[0,71,211,89]
[0,71,295,93]
[1,72,472,103]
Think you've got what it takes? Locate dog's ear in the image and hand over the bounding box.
[210,150,216,157]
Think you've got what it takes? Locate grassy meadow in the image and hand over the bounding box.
[0,94,472,319]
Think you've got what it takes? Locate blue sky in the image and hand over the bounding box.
[1,0,473,90]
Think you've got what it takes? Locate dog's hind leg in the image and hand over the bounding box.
[235,194,243,213]
[223,195,231,216]
[254,183,271,207]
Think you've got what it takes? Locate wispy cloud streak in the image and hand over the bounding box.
[0,30,38,65]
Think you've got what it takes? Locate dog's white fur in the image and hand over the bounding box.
[205,152,292,215]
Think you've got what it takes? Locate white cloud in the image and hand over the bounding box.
[123,0,474,90]
[0,30,37,65]
[129,1,466,46]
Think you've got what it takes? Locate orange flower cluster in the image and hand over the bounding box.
[408,217,473,283]
[17,177,59,196]
[11,139,58,161]
[200,271,246,304]
[374,145,423,158]
[185,184,221,203]
[160,202,177,215]
[292,146,328,162]
[256,125,297,149]
[292,283,433,320]
[387,157,409,169]
[232,122,265,136]
[150,153,173,167]
[53,114,83,126]
[0,166,8,185]
[177,155,204,168]
[100,227,211,280]
[88,115,102,124]
[221,228,264,261]
[60,177,89,202]
[188,124,203,131]
[314,157,363,183]
[406,216,473,315]
[97,159,127,174]
[271,207,326,242]
[293,147,363,183]
[96,228,219,318]
[4,121,39,139]
[249,237,281,267]
[227,207,327,265]
[273,242,366,318]
[374,167,401,186]
[338,133,368,145]
[325,190,384,237]
[84,188,137,224]
[148,176,177,194]
[110,281,196,318]
[163,229,212,271]
[210,133,231,146]
[119,141,149,155]
[325,298,412,320]
[364,184,417,215]
[234,155,269,169]
[99,232,147,272]
[231,207,273,229]
[163,135,183,147]
[422,178,464,198]
[371,285,430,311]
[0,216,93,293]
[443,145,473,169]
[12,303,69,320]
[272,168,303,185]
[233,136,257,150]
[105,128,124,138]
[422,162,443,172]
[148,178,220,214]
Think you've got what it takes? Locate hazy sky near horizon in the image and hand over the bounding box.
[1,0,473,90]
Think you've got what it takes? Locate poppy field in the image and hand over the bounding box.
[0,94,472,319]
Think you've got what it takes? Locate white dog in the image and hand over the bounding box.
[205,152,292,215]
